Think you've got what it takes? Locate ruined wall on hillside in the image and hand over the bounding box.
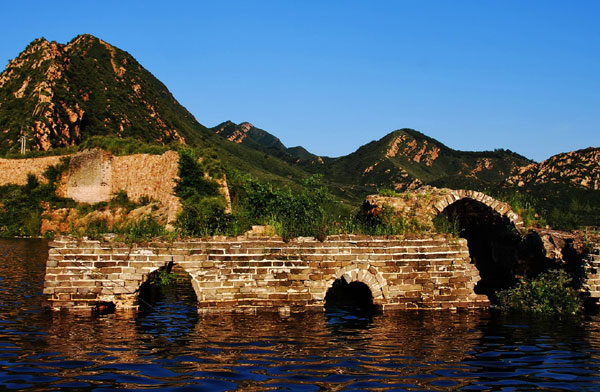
[54,149,181,223]
[0,155,64,185]
[55,149,180,207]
[110,150,180,222]
[1,149,230,226]
[62,149,112,203]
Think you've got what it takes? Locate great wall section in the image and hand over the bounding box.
[43,235,489,312]
[0,149,229,227]
[2,150,600,312]
[0,149,180,215]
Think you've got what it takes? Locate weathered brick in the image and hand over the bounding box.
[44,235,490,311]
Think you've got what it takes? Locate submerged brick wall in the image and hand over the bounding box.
[44,235,490,312]
[584,242,600,299]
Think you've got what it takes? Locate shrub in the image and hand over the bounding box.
[155,268,178,287]
[355,203,407,236]
[110,190,140,211]
[433,214,460,237]
[176,196,231,236]
[175,149,221,200]
[174,149,231,236]
[0,159,73,237]
[88,219,109,237]
[227,173,334,240]
[118,217,165,242]
[496,270,582,315]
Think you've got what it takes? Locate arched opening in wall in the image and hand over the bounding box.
[437,198,522,301]
[137,262,198,338]
[325,279,374,312]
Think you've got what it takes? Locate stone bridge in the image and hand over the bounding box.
[365,187,524,232]
[43,187,600,313]
[44,235,489,312]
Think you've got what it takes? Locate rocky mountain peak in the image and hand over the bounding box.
[384,129,442,167]
[0,34,208,154]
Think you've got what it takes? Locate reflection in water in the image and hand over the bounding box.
[1,239,600,390]
[137,265,199,342]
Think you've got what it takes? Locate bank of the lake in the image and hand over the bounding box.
[1,238,600,391]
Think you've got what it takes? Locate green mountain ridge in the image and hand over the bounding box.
[0,35,311,190]
[213,121,533,195]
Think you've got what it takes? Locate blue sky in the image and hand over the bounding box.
[1,1,598,161]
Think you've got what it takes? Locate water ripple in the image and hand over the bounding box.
[1,239,600,391]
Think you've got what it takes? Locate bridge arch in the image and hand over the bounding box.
[433,191,524,299]
[325,264,388,302]
[137,262,201,307]
[431,190,523,232]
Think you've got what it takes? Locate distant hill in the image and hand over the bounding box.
[211,122,533,195]
[305,128,532,196]
[211,121,328,166]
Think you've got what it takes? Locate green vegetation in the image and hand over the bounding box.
[154,268,178,287]
[377,188,402,197]
[1,34,598,239]
[0,159,73,237]
[496,270,583,315]
[492,189,547,228]
[173,155,429,240]
[355,204,409,236]
[75,190,147,216]
[174,149,231,236]
[494,186,600,230]
[68,190,166,242]
[227,173,337,241]
[142,265,188,290]
[433,214,460,237]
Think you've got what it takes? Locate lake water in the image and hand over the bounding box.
[1,238,600,391]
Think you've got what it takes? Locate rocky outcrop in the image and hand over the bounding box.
[506,148,600,190]
[40,202,174,235]
[385,133,440,166]
[211,120,327,166]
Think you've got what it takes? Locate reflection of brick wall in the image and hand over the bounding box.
[44,235,490,312]
[0,156,64,185]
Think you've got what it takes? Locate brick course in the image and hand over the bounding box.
[44,235,490,312]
